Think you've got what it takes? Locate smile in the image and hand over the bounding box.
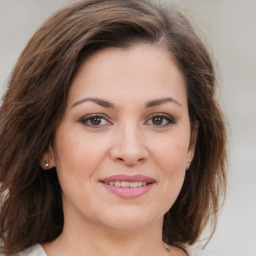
[104,181,148,187]
[100,175,155,198]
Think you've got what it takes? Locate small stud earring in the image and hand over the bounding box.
[45,160,49,168]
[165,244,171,251]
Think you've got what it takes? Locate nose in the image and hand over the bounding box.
[109,123,149,166]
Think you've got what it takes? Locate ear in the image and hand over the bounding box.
[40,145,55,170]
[186,121,199,170]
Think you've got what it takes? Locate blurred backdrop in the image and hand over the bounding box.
[0,1,255,255]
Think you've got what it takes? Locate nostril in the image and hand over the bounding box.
[115,156,146,166]
[110,144,149,165]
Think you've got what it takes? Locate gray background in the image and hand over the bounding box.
[0,1,255,255]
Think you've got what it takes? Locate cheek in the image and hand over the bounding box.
[152,134,189,175]
[152,136,189,211]
[53,128,108,183]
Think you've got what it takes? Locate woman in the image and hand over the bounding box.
[0,0,227,255]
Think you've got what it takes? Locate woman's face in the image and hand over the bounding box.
[46,44,197,232]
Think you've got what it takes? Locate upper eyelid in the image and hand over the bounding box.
[79,112,175,124]
[79,113,112,126]
[146,112,175,120]
[80,113,110,120]
[79,112,174,119]
[144,113,176,125]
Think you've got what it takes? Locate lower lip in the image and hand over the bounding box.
[102,183,154,198]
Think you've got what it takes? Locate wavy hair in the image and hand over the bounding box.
[0,0,227,253]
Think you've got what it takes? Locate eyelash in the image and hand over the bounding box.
[144,113,176,128]
[79,114,111,128]
[79,113,175,128]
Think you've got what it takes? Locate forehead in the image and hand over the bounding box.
[68,44,187,107]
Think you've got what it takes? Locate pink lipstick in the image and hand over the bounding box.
[100,175,155,198]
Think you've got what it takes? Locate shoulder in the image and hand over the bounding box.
[183,245,215,256]
[8,244,47,256]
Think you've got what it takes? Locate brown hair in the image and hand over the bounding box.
[0,0,227,253]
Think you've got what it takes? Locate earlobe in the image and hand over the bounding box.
[40,145,55,170]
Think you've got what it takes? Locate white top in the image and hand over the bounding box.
[11,244,47,256]
[8,243,215,256]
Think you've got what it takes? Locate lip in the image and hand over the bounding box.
[100,174,156,183]
[100,175,156,198]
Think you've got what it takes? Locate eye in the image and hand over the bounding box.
[145,113,175,127]
[80,114,111,128]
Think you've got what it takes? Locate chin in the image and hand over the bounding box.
[98,207,161,232]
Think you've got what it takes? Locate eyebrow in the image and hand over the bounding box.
[145,97,182,108]
[71,97,115,108]
[71,97,182,108]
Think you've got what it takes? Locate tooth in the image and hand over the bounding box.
[137,182,143,187]
[114,181,121,187]
[106,181,149,187]
[130,182,138,188]
[120,181,129,187]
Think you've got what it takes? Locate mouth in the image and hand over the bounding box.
[102,181,149,188]
[100,175,155,198]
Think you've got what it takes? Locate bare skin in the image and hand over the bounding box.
[42,44,195,256]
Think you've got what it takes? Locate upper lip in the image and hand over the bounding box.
[100,175,156,183]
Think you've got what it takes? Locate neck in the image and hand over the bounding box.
[44,216,167,256]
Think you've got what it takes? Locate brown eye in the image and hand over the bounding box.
[152,116,164,125]
[90,117,102,126]
[80,114,111,128]
[145,113,175,128]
